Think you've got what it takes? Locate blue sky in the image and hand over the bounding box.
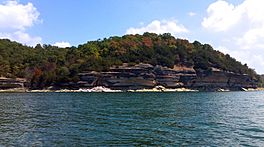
[0,0,264,74]
[19,0,214,45]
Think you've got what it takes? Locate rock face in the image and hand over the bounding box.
[77,63,257,91]
[0,77,27,89]
[189,69,257,91]
[78,63,158,90]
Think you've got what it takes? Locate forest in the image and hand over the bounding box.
[0,32,261,89]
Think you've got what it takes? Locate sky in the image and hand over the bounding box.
[0,0,264,74]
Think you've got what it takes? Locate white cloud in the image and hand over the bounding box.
[236,26,264,49]
[188,12,196,17]
[126,20,188,36]
[0,31,41,45]
[0,0,41,46]
[54,42,71,48]
[202,0,264,73]
[202,0,264,48]
[215,46,229,54]
[202,0,243,32]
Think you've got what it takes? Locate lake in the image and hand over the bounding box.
[0,92,264,146]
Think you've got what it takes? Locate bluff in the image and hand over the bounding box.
[0,33,261,90]
[75,63,257,91]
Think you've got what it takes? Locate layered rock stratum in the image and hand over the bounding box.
[76,63,257,91]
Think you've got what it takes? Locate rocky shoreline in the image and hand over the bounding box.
[0,86,263,93]
[69,63,258,91]
[0,63,259,93]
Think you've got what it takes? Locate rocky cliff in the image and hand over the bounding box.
[77,63,257,91]
[0,77,27,90]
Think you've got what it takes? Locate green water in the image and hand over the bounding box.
[0,92,264,146]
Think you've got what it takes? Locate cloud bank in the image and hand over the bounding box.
[126,20,188,36]
[0,0,41,46]
[203,0,264,73]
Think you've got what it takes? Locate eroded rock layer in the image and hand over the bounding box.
[77,63,257,91]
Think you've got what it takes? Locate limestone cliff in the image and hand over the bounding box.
[0,77,27,89]
[77,63,257,91]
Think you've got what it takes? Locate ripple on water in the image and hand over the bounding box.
[0,92,264,146]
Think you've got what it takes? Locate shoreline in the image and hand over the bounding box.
[0,86,264,93]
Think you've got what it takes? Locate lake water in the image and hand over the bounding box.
[0,92,264,146]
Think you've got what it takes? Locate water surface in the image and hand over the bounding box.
[0,92,264,146]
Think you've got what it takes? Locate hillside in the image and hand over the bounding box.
[0,33,261,90]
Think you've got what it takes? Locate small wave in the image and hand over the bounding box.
[241,127,264,133]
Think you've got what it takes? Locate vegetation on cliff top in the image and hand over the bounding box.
[0,33,260,89]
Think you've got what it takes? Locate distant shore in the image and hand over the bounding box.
[0,86,264,93]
